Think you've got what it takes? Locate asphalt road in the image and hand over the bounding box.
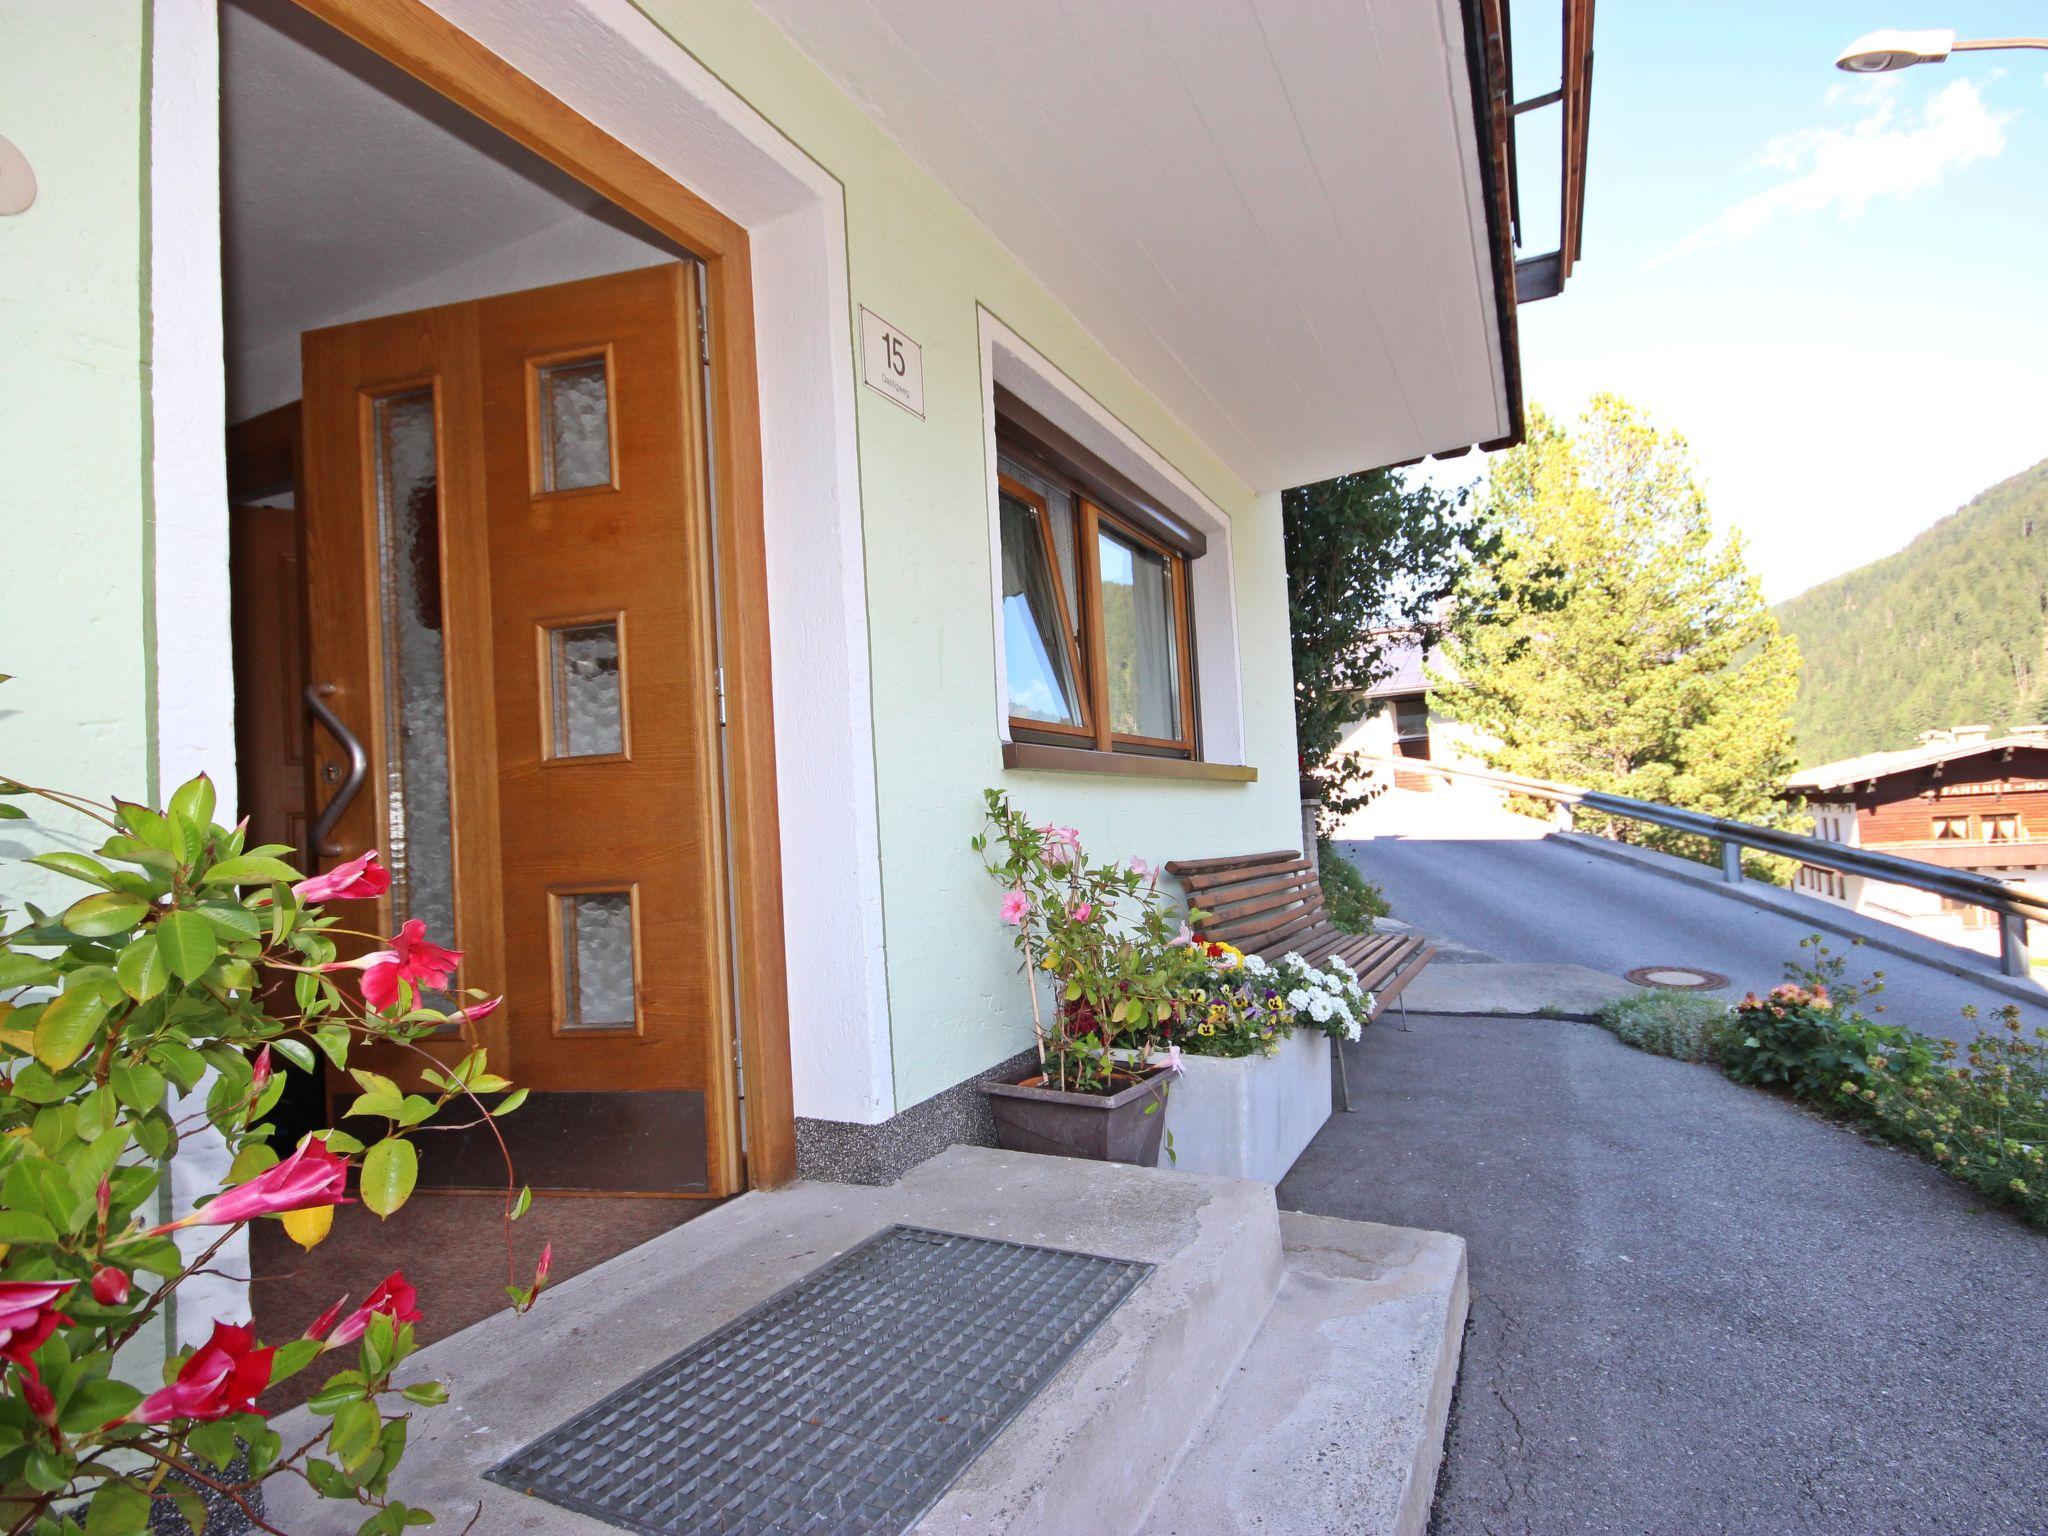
[1280,1013,2048,1536]
[1333,791,2048,1041]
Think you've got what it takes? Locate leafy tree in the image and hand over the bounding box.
[1435,395,1804,863]
[1284,468,1495,827]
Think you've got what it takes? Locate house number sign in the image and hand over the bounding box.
[860,307,924,418]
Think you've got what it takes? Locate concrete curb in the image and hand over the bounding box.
[1551,828,2048,1009]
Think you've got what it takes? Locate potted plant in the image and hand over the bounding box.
[1163,944,1372,1182]
[973,791,1208,1165]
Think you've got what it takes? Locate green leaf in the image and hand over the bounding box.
[62,891,150,937]
[199,855,303,887]
[114,935,167,1001]
[28,851,116,888]
[109,1058,165,1112]
[271,1037,316,1074]
[494,1087,529,1117]
[329,1398,383,1472]
[399,1379,448,1406]
[0,953,58,989]
[0,802,23,819]
[98,835,179,875]
[509,1184,532,1220]
[153,909,217,983]
[195,902,265,940]
[168,773,217,832]
[0,1211,58,1244]
[64,1380,142,1438]
[344,1091,406,1122]
[270,1338,325,1384]
[360,1137,418,1219]
[34,986,109,1071]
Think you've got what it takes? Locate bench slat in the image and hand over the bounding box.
[1175,858,1315,896]
[1166,850,1305,880]
[1185,867,1321,914]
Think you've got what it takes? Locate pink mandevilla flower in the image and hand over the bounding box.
[156,1137,350,1233]
[249,1044,272,1093]
[1168,921,1196,947]
[131,1321,273,1424]
[290,847,392,904]
[1039,824,1081,867]
[1069,901,1093,923]
[325,919,464,1012]
[455,995,503,1028]
[89,1267,130,1307]
[0,1283,71,1374]
[999,888,1031,926]
[321,1271,422,1351]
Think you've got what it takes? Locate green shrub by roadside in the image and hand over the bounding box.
[1592,989,1732,1062]
[1847,1007,2048,1227]
[1317,838,1389,934]
[1595,934,2045,1229]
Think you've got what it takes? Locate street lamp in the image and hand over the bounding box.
[1836,27,2048,72]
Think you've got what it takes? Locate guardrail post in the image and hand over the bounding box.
[1999,912,2031,978]
[1719,840,1743,884]
[1552,802,1575,832]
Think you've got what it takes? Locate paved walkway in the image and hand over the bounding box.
[1334,788,2048,1041]
[1280,1012,2048,1536]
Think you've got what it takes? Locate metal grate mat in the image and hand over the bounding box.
[486,1223,1152,1535]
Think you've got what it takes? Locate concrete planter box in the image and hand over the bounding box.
[1161,1026,1333,1183]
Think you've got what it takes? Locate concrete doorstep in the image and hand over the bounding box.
[263,1145,1466,1536]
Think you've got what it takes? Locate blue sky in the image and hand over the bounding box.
[1427,2,2048,601]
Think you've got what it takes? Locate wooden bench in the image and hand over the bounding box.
[1164,849,1435,1110]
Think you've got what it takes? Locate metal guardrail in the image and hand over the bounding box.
[1359,753,2048,977]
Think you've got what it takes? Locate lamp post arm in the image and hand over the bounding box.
[1952,37,2048,52]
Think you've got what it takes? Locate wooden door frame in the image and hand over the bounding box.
[290,0,796,1188]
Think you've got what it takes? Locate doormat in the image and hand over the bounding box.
[486,1224,1151,1535]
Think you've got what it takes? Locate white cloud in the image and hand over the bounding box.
[1653,77,2012,265]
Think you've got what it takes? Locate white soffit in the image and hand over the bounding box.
[754,0,1509,490]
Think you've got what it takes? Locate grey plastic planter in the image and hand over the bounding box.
[984,1068,1172,1166]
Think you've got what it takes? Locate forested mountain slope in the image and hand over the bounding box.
[1776,457,2048,767]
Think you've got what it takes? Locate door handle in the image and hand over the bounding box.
[304,683,369,858]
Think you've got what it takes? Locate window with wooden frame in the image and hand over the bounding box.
[996,421,1199,760]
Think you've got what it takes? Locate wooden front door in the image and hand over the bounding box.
[299,263,739,1196]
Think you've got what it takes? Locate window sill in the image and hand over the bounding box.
[1001,742,1258,783]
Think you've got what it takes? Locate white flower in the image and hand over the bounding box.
[1345,1018,1362,1041]
[1242,953,1271,977]
[1307,992,1335,1023]
[1286,988,1311,1011]
[1279,952,1307,971]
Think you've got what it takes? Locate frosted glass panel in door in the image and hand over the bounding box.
[371,388,456,945]
[545,620,625,758]
[557,891,637,1031]
[537,356,612,492]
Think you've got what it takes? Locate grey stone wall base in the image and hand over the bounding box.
[796,1048,1040,1185]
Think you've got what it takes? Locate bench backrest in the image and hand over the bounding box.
[1163,849,1325,961]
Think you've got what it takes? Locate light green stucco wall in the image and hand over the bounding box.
[636,0,1306,1109]
[0,1,154,906]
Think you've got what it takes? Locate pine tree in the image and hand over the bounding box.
[1437,395,1804,856]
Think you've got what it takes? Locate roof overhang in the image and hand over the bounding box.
[754,0,1586,488]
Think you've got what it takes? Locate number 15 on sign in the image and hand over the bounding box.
[860,307,925,418]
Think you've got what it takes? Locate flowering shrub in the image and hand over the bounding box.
[974,790,1210,1093]
[0,769,543,1533]
[1847,1006,2048,1227]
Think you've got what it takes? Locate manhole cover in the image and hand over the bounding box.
[1624,965,1729,990]
[487,1224,1151,1535]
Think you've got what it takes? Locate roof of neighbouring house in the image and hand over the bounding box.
[1785,730,2048,795]
[1363,632,1458,699]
